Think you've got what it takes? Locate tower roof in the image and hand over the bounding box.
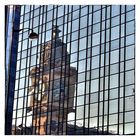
[52,25,61,39]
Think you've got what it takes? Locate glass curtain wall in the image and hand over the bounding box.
[11,5,135,135]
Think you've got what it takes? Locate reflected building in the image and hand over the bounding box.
[5,5,135,135]
[28,25,77,134]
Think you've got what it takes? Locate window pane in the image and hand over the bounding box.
[91,69,99,79]
[71,40,78,53]
[111,50,119,64]
[112,16,120,27]
[79,50,87,60]
[109,99,118,113]
[17,98,23,109]
[111,39,119,51]
[125,70,134,85]
[22,40,28,50]
[110,63,119,75]
[93,23,100,34]
[77,82,85,95]
[57,16,64,26]
[92,45,100,56]
[125,123,134,134]
[79,37,87,50]
[72,19,79,32]
[15,80,19,90]
[112,5,120,17]
[92,56,99,69]
[109,114,118,125]
[21,50,27,59]
[21,58,27,69]
[80,28,87,38]
[33,16,39,27]
[126,45,134,60]
[125,85,135,96]
[72,31,78,41]
[77,95,85,106]
[90,92,98,103]
[58,6,64,17]
[70,53,77,62]
[93,10,101,24]
[30,55,37,66]
[31,46,37,55]
[94,5,101,11]
[78,72,85,83]
[72,10,79,20]
[81,6,88,16]
[110,74,118,88]
[80,15,87,29]
[90,103,98,117]
[126,35,134,46]
[125,111,134,123]
[126,59,134,70]
[125,96,134,111]
[120,72,124,86]
[91,79,99,92]
[126,10,135,22]
[110,88,118,99]
[126,21,135,35]
[111,26,119,40]
[19,78,25,89]
[88,14,92,26]
[78,59,86,72]
[126,5,134,11]
[92,32,100,46]
[20,69,26,78]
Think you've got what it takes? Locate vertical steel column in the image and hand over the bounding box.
[74,5,80,134]
[117,5,122,135]
[97,5,103,134]
[133,5,135,135]
[122,5,127,135]
[102,6,107,134]
[107,5,112,134]
[83,5,89,134]
[87,5,94,134]
[5,5,21,135]
[24,5,33,134]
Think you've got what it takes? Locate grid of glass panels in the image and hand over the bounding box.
[11,5,135,135]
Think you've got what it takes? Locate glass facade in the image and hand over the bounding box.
[6,5,135,135]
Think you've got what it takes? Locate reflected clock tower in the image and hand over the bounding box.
[28,25,77,135]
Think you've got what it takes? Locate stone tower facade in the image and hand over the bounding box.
[28,26,77,135]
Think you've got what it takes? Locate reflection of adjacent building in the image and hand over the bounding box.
[28,25,77,135]
[7,5,135,135]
